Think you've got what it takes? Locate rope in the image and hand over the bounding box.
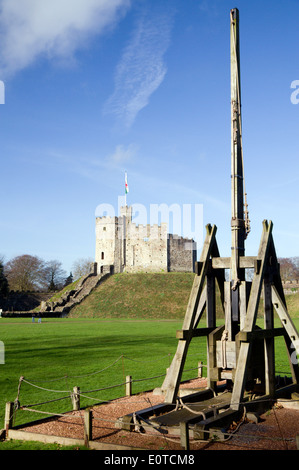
[18,353,173,386]
[176,397,207,419]
[220,329,228,369]
[22,378,70,393]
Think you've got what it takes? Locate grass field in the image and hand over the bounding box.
[1,273,298,450]
[0,318,206,431]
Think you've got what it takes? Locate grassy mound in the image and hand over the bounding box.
[69,272,299,319]
[70,272,195,319]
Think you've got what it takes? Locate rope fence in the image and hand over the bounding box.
[5,352,298,450]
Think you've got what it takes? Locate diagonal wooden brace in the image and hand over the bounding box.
[161,224,217,403]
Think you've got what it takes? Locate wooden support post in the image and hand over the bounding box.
[5,402,14,431]
[180,421,190,450]
[272,286,299,356]
[84,408,92,447]
[272,285,299,383]
[206,262,216,328]
[126,375,132,396]
[72,386,80,411]
[198,361,203,378]
[224,281,232,341]
[263,279,275,397]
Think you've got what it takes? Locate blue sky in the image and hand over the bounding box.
[0,0,298,275]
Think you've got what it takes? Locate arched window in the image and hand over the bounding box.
[101,252,104,260]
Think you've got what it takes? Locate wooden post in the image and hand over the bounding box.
[5,402,14,431]
[263,279,275,397]
[180,421,190,450]
[84,408,92,447]
[72,386,80,411]
[198,361,203,378]
[230,7,245,290]
[224,281,232,341]
[126,375,132,396]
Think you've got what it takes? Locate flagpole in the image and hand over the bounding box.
[125,171,129,207]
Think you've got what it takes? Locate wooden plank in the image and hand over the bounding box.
[224,281,232,341]
[176,327,215,340]
[212,256,256,269]
[263,278,275,397]
[192,285,207,328]
[216,340,236,368]
[239,281,247,330]
[206,265,216,328]
[237,328,285,342]
[210,239,225,312]
[208,325,225,385]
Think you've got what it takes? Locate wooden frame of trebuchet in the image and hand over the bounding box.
[160,8,299,410]
[119,10,299,438]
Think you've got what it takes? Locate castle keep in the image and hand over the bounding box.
[95,206,196,274]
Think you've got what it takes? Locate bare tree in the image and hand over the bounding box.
[278,257,299,282]
[4,255,47,291]
[44,260,67,291]
[72,257,93,280]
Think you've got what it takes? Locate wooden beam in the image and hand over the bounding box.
[237,327,285,342]
[224,281,232,341]
[212,256,256,269]
[272,285,299,358]
[176,327,215,340]
[263,277,275,397]
[192,285,207,328]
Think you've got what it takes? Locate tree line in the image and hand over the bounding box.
[0,254,94,295]
[0,254,298,296]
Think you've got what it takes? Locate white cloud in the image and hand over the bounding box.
[103,8,174,128]
[0,0,131,77]
[108,143,138,164]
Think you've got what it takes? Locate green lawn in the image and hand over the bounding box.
[0,318,205,429]
[0,316,298,450]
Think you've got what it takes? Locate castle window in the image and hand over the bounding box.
[101,252,104,260]
[103,227,106,231]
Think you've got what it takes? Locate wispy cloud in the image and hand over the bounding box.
[103,7,174,128]
[107,143,138,164]
[0,0,131,77]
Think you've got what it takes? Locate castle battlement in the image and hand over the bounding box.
[95,205,196,274]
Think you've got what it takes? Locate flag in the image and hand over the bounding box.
[125,172,129,194]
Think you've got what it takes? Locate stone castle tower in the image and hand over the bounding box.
[95,206,196,274]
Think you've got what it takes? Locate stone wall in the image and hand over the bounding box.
[125,222,168,273]
[168,235,197,272]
